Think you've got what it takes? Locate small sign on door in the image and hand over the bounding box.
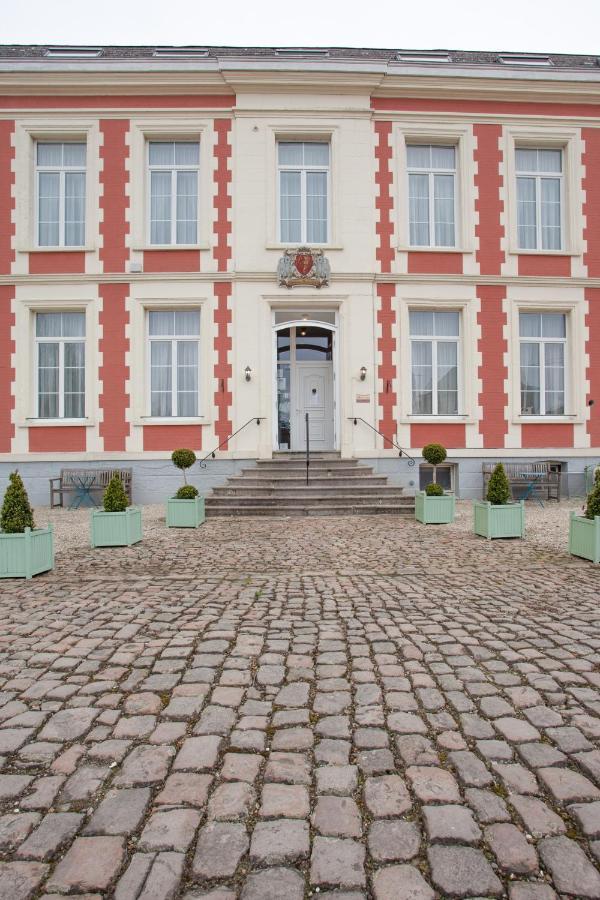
[355,394,370,403]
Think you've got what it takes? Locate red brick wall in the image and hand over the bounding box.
[0,120,15,275]
[376,284,397,448]
[213,119,232,272]
[410,422,466,449]
[99,284,130,452]
[29,426,86,453]
[374,121,394,274]
[0,286,15,452]
[143,425,203,452]
[474,124,505,276]
[99,119,129,274]
[214,282,233,448]
[477,285,508,449]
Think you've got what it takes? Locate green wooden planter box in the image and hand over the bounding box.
[415,491,455,524]
[0,525,54,579]
[569,512,600,563]
[473,499,525,539]
[90,507,142,547]
[166,496,205,528]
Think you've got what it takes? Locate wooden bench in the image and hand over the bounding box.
[482,461,561,503]
[49,468,133,508]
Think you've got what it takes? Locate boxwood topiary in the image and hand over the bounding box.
[171,448,196,485]
[422,443,447,485]
[103,474,129,513]
[175,485,199,500]
[0,471,35,534]
[425,482,444,497]
[486,462,511,506]
[585,476,600,520]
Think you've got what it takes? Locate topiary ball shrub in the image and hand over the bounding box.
[0,471,35,534]
[422,443,447,467]
[175,485,199,500]
[171,448,196,485]
[585,476,600,520]
[486,463,511,506]
[425,482,444,497]
[103,475,129,513]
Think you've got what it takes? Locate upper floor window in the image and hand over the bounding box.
[148,141,200,245]
[516,148,562,251]
[520,312,566,416]
[410,310,460,415]
[407,144,456,248]
[148,309,200,417]
[278,141,329,244]
[36,142,86,247]
[36,312,85,418]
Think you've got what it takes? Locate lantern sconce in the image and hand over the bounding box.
[359,366,367,381]
[244,366,252,382]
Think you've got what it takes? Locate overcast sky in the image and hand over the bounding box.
[2,0,600,55]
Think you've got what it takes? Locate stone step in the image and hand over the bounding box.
[244,464,373,477]
[211,486,407,499]
[206,493,414,508]
[205,503,415,517]
[256,458,360,467]
[230,475,387,488]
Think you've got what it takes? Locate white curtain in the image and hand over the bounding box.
[411,340,433,414]
[437,341,458,414]
[520,342,541,414]
[38,172,60,247]
[38,343,59,418]
[544,342,565,414]
[409,173,429,246]
[541,178,561,250]
[306,171,327,243]
[280,171,301,242]
[434,174,455,247]
[150,171,171,245]
[517,177,537,249]
[65,172,85,246]
[177,341,198,416]
[150,341,172,416]
[176,171,198,244]
[64,342,85,418]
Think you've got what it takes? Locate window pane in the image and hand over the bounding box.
[420,465,451,490]
[516,148,538,172]
[542,314,566,339]
[174,310,200,335]
[278,142,303,165]
[36,313,62,337]
[412,338,434,413]
[519,313,541,338]
[539,148,562,173]
[306,171,328,243]
[37,143,62,166]
[177,341,198,416]
[65,393,84,418]
[64,172,85,246]
[295,326,332,361]
[541,177,561,250]
[150,340,172,416]
[149,310,174,336]
[277,328,291,361]
[38,172,60,246]
[63,143,86,166]
[517,176,537,249]
[38,342,59,418]
[280,171,301,242]
[64,338,85,419]
[174,142,199,165]
[303,142,329,166]
[412,341,432,366]
[38,341,59,369]
[520,341,540,414]
[433,174,455,247]
[434,312,460,337]
[64,341,85,369]
[62,313,85,337]
[431,145,455,170]
[409,173,429,246]
[149,142,175,165]
[150,171,172,244]
[410,311,434,336]
[407,145,431,168]
[176,170,198,244]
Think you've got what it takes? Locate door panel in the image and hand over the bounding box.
[295,363,334,450]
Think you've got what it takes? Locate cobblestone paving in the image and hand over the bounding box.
[1,515,600,898]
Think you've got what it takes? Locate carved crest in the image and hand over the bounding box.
[277,247,330,289]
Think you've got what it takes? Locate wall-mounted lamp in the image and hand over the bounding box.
[244,366,252,382]
[360,366,367,381]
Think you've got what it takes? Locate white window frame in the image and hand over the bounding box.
[504,126,582,257]
[146,140,201,247]
[518,311,567,417]
[406,144,458,249]
[277,140,331,245]
[145,309,202,419]
[34,312,86,420]
[409,309,462,416]
[34,141,86,249]
[515,148,564,252]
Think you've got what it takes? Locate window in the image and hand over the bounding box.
[407,145,456,247]
[278,141,329,243]
[35,312,85,418]
[148,310,200,417]
[148,141,200,245]
[410,310,460,415]
[419,464,454,491]
[516,148,562,250]
[36,142,86,247]
[519,312,566,416]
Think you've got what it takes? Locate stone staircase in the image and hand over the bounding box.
[204,453,415,517]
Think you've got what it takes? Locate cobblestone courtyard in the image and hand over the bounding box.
[1,513,600,898]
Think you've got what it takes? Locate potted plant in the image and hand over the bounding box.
[569,469,600,563]
[0,471,53,579]
[415,443,455,524]
[473,462,525,539]
[90,475,142,547]
[166,448,205,528]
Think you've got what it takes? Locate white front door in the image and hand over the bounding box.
[294,363,334,451]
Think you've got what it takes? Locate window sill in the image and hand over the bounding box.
[25,246,93,253]
[135,244,210,251]
[509,249,581,257]
[515,415,580,424]
[266,243,343,251]
[400,246,469,254]
[133,417,209,426]
[22,418,94,427]
[401,415,474,424]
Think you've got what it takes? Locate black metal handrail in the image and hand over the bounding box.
[349,417,416,466]
[198,417,263,468]
[305,412,310,485]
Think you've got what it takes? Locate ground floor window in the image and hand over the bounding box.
[148,309,200,417]
[410,310,460,415]
[419,463,455,492]
[519,312,566,416]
